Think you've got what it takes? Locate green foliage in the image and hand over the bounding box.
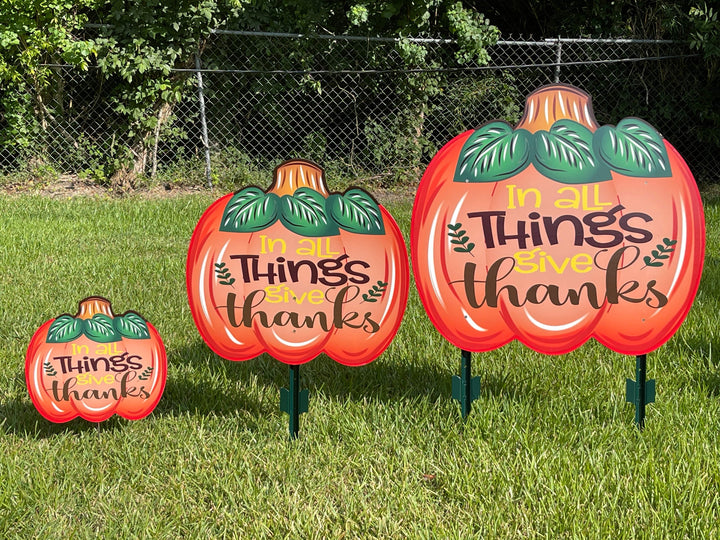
[0,0,97,149]
[446,2,500,65]
[686,3,720,147]
[690,2,720,74]
[1,0,502,181]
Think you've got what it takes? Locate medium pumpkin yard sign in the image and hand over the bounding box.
[25,297,167,423]
[411,83,705,425]
[187,159,409,437]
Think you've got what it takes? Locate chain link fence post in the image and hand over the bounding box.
[554,37,563,83]
[195,52,212,188]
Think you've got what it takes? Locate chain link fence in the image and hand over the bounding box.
[1,32,712,183]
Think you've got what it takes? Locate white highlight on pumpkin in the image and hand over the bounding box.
[83,401,113,413]
[665,198,689,301]
[217,239,231,269]
[525,309,588,332]
[461,307,487,332]
[427,207,445,309]
[199,249,212,322]
[224,326,245,345]
[527,96,536,123]
[379,254,396,325]
[149,349,160,391]
[449,193,467,234]
[36,349,64,413]
[557,90,567,116]
[270,328,322,348]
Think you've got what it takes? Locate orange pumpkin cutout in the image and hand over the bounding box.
[412,84,705,355]
[25,297,167,423]
[186,159,409,366]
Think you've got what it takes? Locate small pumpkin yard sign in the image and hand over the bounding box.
[25,297,167,423]
[187,159,409,436]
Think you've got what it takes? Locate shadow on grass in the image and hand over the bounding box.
[152,340,275,418]
[0,399,129,439]
[0,339,544,440]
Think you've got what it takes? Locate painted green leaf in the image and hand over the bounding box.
[114,312,150,340]
[327,189,385,235]
[84,314,121,343]
[279,188,339,237]
[594,118,672,178]
[454,122,533,183]
[46,315,83,343]
[533,120,612,184]
[220,187,280,232]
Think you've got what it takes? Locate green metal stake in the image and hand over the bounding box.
[280,364,309,439]
[625,354,656,429]
[452,349,481,420]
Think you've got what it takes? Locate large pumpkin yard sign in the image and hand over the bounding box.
[412,84,705,355]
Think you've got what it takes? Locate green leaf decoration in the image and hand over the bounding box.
[327,189,385,235]
[279,187,339,237]
[214,262,235,286]
[43,361,57,377]
[454,122,533,183]
[594,118,672,178]
[643,237,677,269]
[220,187,280,233]
[46,315,83,343]
[533,120,612,184]
[114,312,151,340]
[362,280,388,302]
[84,314,121,343]
[447,223,475,255]
[138,366,154,381]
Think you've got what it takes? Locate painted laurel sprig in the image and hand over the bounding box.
[214,262,236,286]
[43,361,57,377]
[643,238,677,268]
[138,366,154,381]
[447,223,475,255]
[363,281,388,302]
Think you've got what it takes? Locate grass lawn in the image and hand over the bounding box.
[1,186,719,538]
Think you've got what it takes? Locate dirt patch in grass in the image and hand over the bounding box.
[1,173,418,205]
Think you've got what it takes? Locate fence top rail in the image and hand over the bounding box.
[40,54,698,75]
[85,24,681,46]
[544,37,678,44]
[210,29,681,46]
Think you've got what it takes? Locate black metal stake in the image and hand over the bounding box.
[452,349,480,420]
[280,364,308,439]
[625,354,656,429]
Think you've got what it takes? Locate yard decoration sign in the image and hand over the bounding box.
[25,297,167,423]
[187,159,409,436]
[411,83,705,425]
[412,83,705,356]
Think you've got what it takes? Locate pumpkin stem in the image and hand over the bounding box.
[515,84,599,133]
[76,297,115,319]
[267,159,330,197]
